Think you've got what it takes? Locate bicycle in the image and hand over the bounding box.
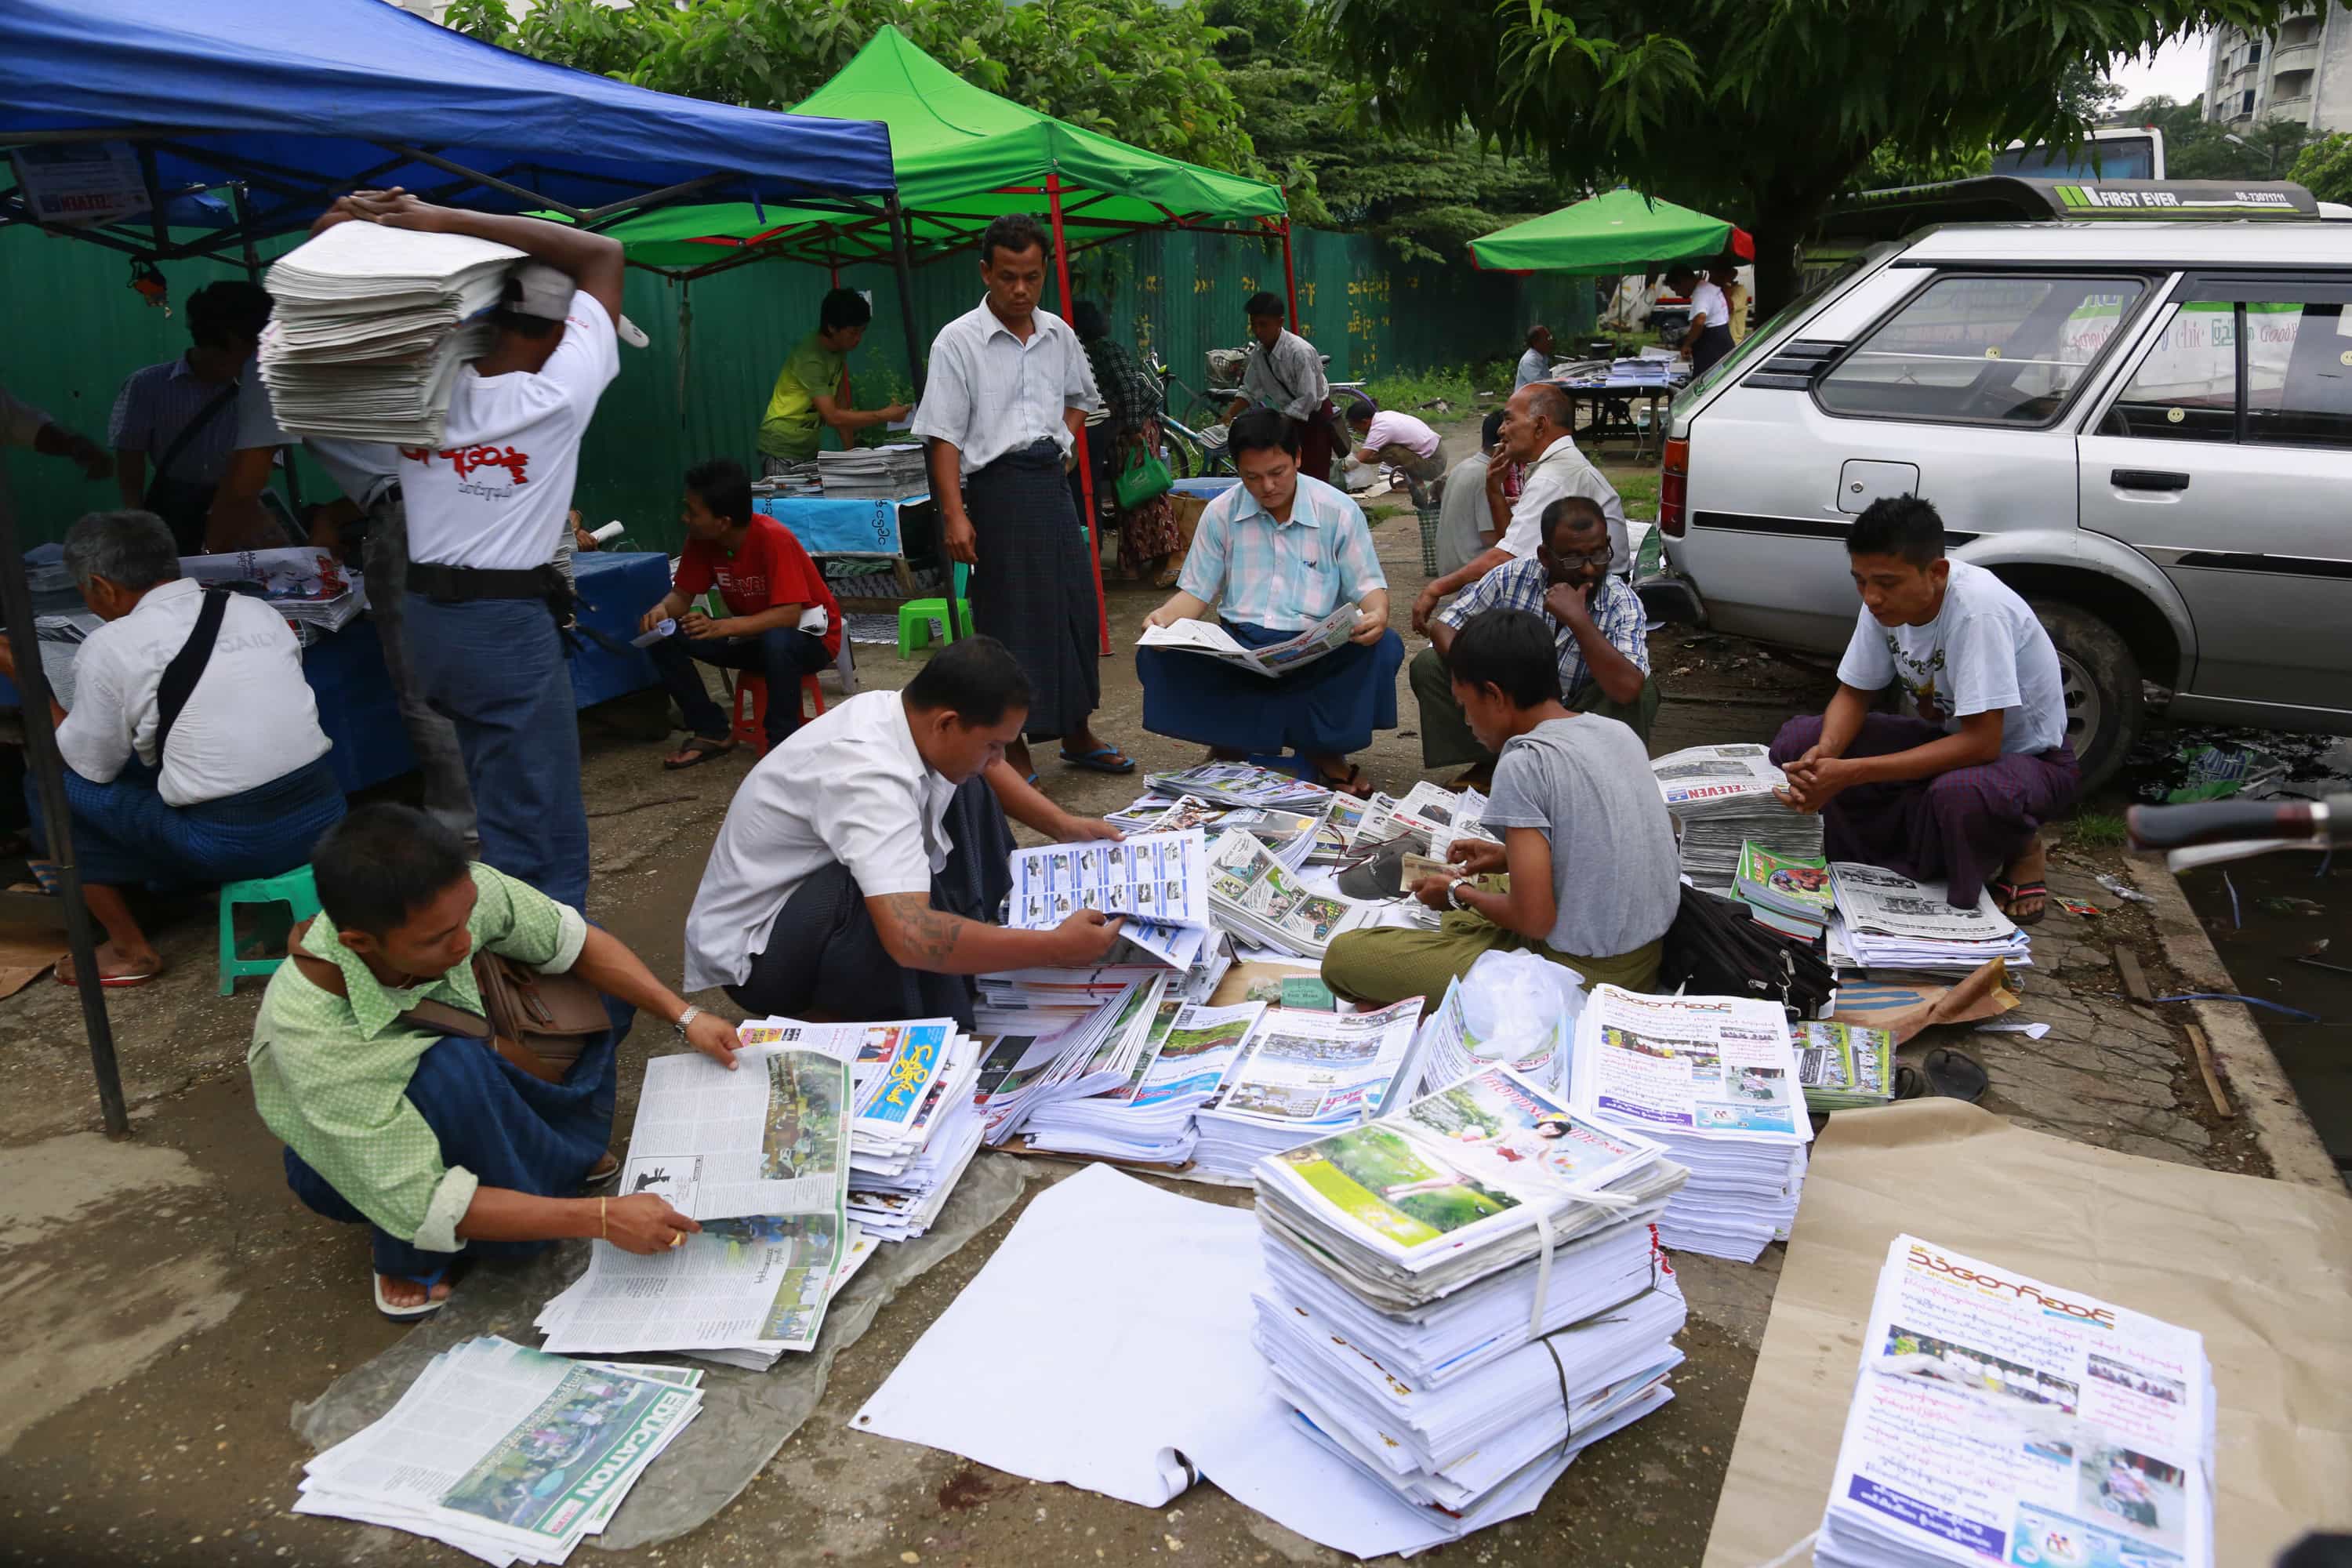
[1145,348,1239,479]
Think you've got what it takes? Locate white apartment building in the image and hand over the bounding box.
[2205,3,2352,132]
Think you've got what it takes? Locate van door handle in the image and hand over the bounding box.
[2111,468,2190,492]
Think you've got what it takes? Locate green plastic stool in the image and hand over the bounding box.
[219,863,323,996]
[895,564,975,659]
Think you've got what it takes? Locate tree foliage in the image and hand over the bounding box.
[1316,0,2301,307]
[445,0,1258,178]
[2289,132,2352,205]
[1205,0,1562,262]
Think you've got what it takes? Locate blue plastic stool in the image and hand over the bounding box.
[219,863,323,996]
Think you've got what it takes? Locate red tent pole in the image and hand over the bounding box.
[1280,216,1299,328]
[1047,172,1109,656]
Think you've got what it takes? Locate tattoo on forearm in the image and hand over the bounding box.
[879,894,964,965]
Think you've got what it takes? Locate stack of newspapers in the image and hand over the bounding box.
[1105,792,1327,875]
[261,222,521,445]
[295,1337,702,1563]
[1188,998,1427,1179]
[1205,831,1367,958]
[1014,987,1203,1163]
[1652,744,1822,893]
[1795,1019,1896,1112]
[1250,1068,1690,1539]
[1570,986,1813,1261]
[1141,760,1332,812]
[1827,862,2031,971]
[815,444,926,499]
[971,980,1178,1145]
[538,1038,856,1367]
[975,956,1227,1014]
[1814,1236,2212,1568]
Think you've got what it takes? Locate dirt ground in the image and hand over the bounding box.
[0,420,2285,1568]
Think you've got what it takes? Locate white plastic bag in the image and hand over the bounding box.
[1458,949,1586,1094]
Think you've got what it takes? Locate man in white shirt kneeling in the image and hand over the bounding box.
[682,636,1130,1027]
[0,510,345,985]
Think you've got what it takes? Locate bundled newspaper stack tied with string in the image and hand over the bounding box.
[1828,862,2032,972]
[260,221,524,445]
[535,1036,863,1368]
[1568,986,1813,1262]
[1651,743,1823,894]
[293,1337,703,1564]
[1248,1068,1689,1539]
[1813,1236,2212,1568]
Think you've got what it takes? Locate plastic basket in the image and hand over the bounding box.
[1416,504,1443,576]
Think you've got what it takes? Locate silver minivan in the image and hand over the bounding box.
[1653,215,2352,789]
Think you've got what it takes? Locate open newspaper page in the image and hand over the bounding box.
[540,1208,844,1356]
[297,1336,700,1563]
[1207,830,1358,956]
[1830,862,2020,942]
[621,1044,855,1220]
[1257,1067,1666,1272]
[1650,742,1786,810]
[1138,603,1359,677]
[737,1018,957,1143]
[1570,986,1809,1142]
[1127,1000,1267,1108]
[1008,829,1210,931]
[1199,999,1426,1127]
[1817,1236,2213,1568]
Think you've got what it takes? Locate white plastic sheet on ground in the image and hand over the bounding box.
[849,1162,1553,1558]
[292,1153,1029,1553]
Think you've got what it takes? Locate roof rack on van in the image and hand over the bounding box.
[1819,176,2319,244]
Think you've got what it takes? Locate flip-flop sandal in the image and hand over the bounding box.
[24,859,60,896]
[1923,1046,1990,1103]
[1316,764,1376,800]
[1991,880,2049,927]
[56,962,161,989]
[661,736,735,771]
[1058,746,1137,775]
[584,1152,622,1187]
[1894,1063,1929,1101]
[373,1264,451,1322]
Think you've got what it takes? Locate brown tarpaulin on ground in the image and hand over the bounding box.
[1700,1099,2352,1568]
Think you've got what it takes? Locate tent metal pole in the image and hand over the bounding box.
[0,465,128,1138]
[1280,216,1300,329]
[886,195,925,402]
[1046,174,1109,658]
[230,183,262,280]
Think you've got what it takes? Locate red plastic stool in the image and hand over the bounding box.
[728,673,826,757]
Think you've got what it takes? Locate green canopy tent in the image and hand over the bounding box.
[608,26,1294,652]
[1468,187,1752,274]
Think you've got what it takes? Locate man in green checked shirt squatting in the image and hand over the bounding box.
[248,804,745,1320]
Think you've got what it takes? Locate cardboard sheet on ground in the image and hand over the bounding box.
[850,1163,1499,1558]
[292,1153,1027,1552]
[1700,1100,2352,1568]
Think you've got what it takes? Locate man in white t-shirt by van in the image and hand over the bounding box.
[309,190,625,912]
[1769,495,2079,927]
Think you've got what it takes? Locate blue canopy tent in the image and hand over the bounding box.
[0,0,899,1135]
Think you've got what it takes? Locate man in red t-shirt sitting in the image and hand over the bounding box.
[639,458,843,767]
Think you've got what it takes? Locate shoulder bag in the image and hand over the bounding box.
[141,380,242,554]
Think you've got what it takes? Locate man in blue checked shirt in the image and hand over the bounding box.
[1137,408,1403,797]
[1413,493,1655,786]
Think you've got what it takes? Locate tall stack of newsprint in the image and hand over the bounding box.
[537,1038,859,1367]
[815,444,927,498]
[1650,743,1821,893]
[1250,1069,1690,1540]
[1828,862,2031,971]
[295,1337,703,1563]
[1569,986,1813,1261]
[261,222,521,444]
[1188,998,1427,1178]
[1813,1236,2213,1568]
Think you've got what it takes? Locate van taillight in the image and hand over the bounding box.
[1661,437,1689,537]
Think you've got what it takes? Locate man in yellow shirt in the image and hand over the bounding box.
[757,289,910,474]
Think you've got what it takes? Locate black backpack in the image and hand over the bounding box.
[1657,885,1836,1020]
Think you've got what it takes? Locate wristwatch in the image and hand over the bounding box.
[673,1004,702,1039]
[1446,877,1472,911]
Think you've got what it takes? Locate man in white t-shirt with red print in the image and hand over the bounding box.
[309,191,625,912]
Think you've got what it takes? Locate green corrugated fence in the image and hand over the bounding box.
[0,223,1592,553]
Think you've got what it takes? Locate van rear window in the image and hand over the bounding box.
[1817,274,2147,426]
